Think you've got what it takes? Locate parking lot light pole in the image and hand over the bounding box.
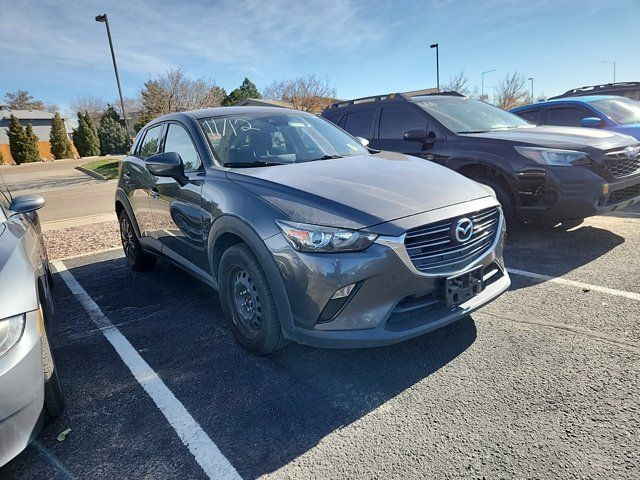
[95,13,130,136]
[603,60,616,83]
[528,77,534,102]
[430,43,439,92]
[481,69,496,100]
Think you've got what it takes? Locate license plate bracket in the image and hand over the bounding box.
[445,267,484,308]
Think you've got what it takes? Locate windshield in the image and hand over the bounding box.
[589,97,640,125]
[199,112,368,167]
[415,97,531,133]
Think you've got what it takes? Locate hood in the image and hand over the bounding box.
[463,125,637,151]
[610,124,640,142]
[226,151,493,230]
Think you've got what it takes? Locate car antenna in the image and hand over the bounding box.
[0,173,13,201]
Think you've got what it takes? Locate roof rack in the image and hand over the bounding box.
[325,90,465,110]
[549,81,640,99]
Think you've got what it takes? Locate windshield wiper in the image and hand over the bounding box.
[458,130,488,134]
[222,160,289,168]
[307,154,344,161]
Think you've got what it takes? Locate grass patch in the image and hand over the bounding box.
[80,157,121,179]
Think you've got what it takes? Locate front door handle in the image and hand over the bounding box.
[150,187,159,200]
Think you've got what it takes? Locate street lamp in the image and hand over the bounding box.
[430,43,439,92]
[95,13,130,136]
[603,60,616,83]
[481,69,496,100]
[528,77,534,102]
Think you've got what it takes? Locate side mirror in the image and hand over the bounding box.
[404,129,436,144]
[145,152,185,179]
[580,117,603,128]
[356,136,369,147]
[9,194,45,215]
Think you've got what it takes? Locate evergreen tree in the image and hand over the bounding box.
[50,113,73,159]
[72,112,100,157]
[222,78,261,106]
[102,105,124,125]
[7,115,28,164]
[99,115,129,155]
[24,124,40,163]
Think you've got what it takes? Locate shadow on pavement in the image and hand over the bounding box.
[504,222,624,289]
[38,255,477,479]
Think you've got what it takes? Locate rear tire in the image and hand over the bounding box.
[476,175,518,232]
[41,324,65,422]
[218,243,289,355]
[118,210,157,271]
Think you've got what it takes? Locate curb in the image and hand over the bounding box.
[75,164,108,181]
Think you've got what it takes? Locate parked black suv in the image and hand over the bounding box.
[116,107,509,354]
[322,93,640,226]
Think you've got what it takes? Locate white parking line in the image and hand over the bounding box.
[507,268,640,301]
[52,261,241,480]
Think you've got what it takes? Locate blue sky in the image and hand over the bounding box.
[1,0,638,110]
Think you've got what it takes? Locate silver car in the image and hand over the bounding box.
[0,186,64,467]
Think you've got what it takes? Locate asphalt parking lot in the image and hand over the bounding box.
[2,213,639,479]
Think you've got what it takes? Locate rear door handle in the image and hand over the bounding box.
[150,187,159,200]
[122,172,131,180]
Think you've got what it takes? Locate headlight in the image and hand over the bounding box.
[276,220,377,253]
[515,146,591,166]
[0,314,25,357]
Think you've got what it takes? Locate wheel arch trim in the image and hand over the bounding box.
[207,216,296,340]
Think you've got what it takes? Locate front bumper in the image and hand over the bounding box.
[0,310,44,467]
[266,205,510,348]
[516,166,640,222]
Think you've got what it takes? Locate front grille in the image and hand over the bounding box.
[604,151,640,178]
[404,207,500,274]
[606,184,640,205]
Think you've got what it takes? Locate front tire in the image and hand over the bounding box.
[218,244,288,355]
[118,210,157,271]
[476,175,518,231]
[41,325,65,422]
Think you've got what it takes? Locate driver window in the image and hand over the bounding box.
[164,124,201,171]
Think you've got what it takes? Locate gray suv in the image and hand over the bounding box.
[116,107,510,354]
[0,189,64,467]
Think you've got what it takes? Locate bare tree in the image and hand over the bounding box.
[70,96,106,124]
[495,72,529,110]
[140,68,225,114]
[4,90,45,110]
[442,71,469,95]
[262,75,336,113]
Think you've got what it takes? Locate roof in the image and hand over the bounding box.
[236,98,294,108]
[549,81,640,99]
[511,95,621,111]
[150,106,304,124]
[324,91,465,113]
[0,109,55,120]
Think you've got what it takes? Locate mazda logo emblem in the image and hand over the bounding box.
[453,218,474,243]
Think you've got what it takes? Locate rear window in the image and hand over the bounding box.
[343,109,375,138]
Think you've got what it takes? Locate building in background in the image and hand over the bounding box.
[0,106,74,164]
